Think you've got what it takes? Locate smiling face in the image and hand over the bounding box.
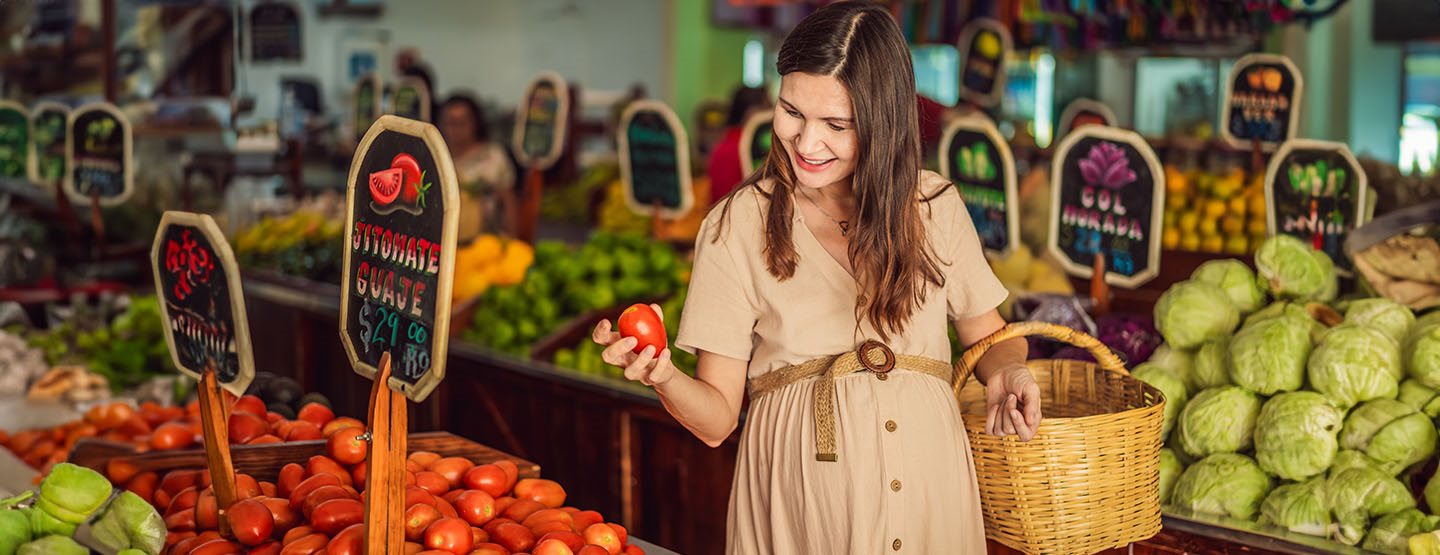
[773,72,858,191]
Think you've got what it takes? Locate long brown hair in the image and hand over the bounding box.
[714,1,945,342]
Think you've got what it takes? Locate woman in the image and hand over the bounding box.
[592,3,1041,553]
[439,93,516,239]
[706,85,771,204]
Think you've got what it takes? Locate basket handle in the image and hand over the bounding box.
[956,321,1128,390]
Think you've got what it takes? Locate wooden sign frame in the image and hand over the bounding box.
[956,18,1012,109]
[1220,53,1303,151]
[512,71,570,170]
[150,211,256,396]
[618,99,695,220]
[1057,98,1118,141]
[1263,138,1368,277]
[390,75,432,122]
[737,110,773,174]
[339,115,459,403]
[352,71,384,143]
[0,101,30,180]
[938,113,1019,256]
[63,102,132,206]
[27,101,68,187]
[1047,125,1165,289]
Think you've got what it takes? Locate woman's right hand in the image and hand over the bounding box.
[592,304,679,388]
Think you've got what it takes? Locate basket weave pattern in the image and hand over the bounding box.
[954,322,1165,554]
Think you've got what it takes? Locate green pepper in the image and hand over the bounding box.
[35,463,111,524]
[0,509,32,555]
[90,492,164,555]
[16,535,86,555]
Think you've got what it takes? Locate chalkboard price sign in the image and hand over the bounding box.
[737,110,773,173]
[1222,54,1302,149]
[939,114,1017,255]
[391,76,432,122]
[28,102,68,188]
[0,101,29,179]
[64,102,132,206]
[957,18,1011,108]
[1048,126,1165,289]
[1057,98,1118,142]
[340,115,459,403]
[353,72,382,144]
[151,211,255,396]
[513,72,570,171]
[1264,139,1367,276]
[249,1,302,62]
[619,100,694,219]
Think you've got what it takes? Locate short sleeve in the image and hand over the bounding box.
[943,191,1011,320]
[675,211,760,361]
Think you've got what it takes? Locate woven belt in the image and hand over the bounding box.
[747,340,959,462]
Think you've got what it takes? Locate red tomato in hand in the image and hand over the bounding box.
[617,304,666,355]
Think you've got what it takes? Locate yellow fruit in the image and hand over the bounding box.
[1199,217,1219,236]
[1165,166,1189,196]
[1248,218,1268,236]
[1227,195,1248,217]
[990,245,1034,287]
[468,234,505,263]
[1224,236,1249,255]
[1163,227,1181,249]
[1166,194,1187,211]
[1027,271,1074,295]
[1248,193,1267,215]
[1201,234,1224,253]
[1179,211,1200,233]
[1221,217,1245,235]
[1203,199,1227,219]
[1180,234,1202,252]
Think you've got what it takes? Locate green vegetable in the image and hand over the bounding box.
[36,463,112,525]
[1327,466,1416,545]
[1159,448,1184,505]
[1259,478,1332,537]
[0,508,32,555]
[1243,301,1326,341]
[1255,235,1338,302]
[1344,298,1415,344]
[1308,325,1402,409]
[1407,323,1440,390]
[1229,316,1311,395]
[1192,338,1232,389]
[1154,280,1240,350]
[28,509,74,538]
[1254,392,1342,481]
[1339,399,1437,473]
[1146,345,1196,391]
[1413,529,1440,555]
[1363,509,1440,555]
[90,491,165,555]
[16,535,86,555]
[1398,379,1440,417]
[1132,364,1188,441]
[1171,453,1273,520]
[1191,259,1265,314]
[1175,386,1262,459]
[1330,449,1395,477]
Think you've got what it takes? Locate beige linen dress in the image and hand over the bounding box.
[675,170,1008,554]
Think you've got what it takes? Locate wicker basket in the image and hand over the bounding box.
[954,321,1165,555]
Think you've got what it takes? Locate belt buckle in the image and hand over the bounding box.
[858,340,895,374]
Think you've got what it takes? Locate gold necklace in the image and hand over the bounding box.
[799,187,851,237]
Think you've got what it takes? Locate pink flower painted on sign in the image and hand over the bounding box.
[1078,142,1137,191]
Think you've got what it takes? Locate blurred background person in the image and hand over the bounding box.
[440,93,516,239]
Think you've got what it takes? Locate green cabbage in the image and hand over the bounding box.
[1193,338,1232,389]
[1327,466,1417,545]
[1132,364,1188,441]
[1397,379,1440,418]
[1308,325,1402,409]
[1155,280,1241,350]
[1255,235,1338,302]
[1175,386,1263,459]
[1171,453,1273,520]
[1259,478,1332,537]
[1330,449,1397,477]
[1408,323,1440,390]
[1344,298,1416,344]
[1229,316,1312,395]
[1146,345,1196,390]
[1159,448,1184,505]
[1192,259,1266,314]
[1363,509,1440,555]
[1254,392,1342,481]
[1243,301,1327,342]
[1340,399,1438,473]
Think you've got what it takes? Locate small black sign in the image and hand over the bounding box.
[1265,139,1367,275]
[250,1,302,62]
[0,102,28,179]
[957,19,1011,108]
[29,103,68,189]
[151,212,255,395]
[940,115,1017,255]
[354,73,381,144]
[341,115,459,403]
[620,100,694,218]
[1049,127,1165,288]
[65,103,131,206]
[1222,54,1302,148]
[391,76,432,122]
[514,72,569,170]
[738,111,773,173]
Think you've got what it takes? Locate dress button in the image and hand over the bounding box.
[876,372,888,381]
[885,420,897,432]
[892,539,902,551]
[890,479,902,492]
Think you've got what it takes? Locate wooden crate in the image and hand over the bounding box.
[66,431,539,482]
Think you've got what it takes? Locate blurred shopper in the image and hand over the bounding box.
[706,86,771,204]
[440,93,516,239]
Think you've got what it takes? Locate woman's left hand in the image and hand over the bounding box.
[985,364,1043,441]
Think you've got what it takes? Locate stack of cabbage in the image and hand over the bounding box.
[1143,235,1440,554]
